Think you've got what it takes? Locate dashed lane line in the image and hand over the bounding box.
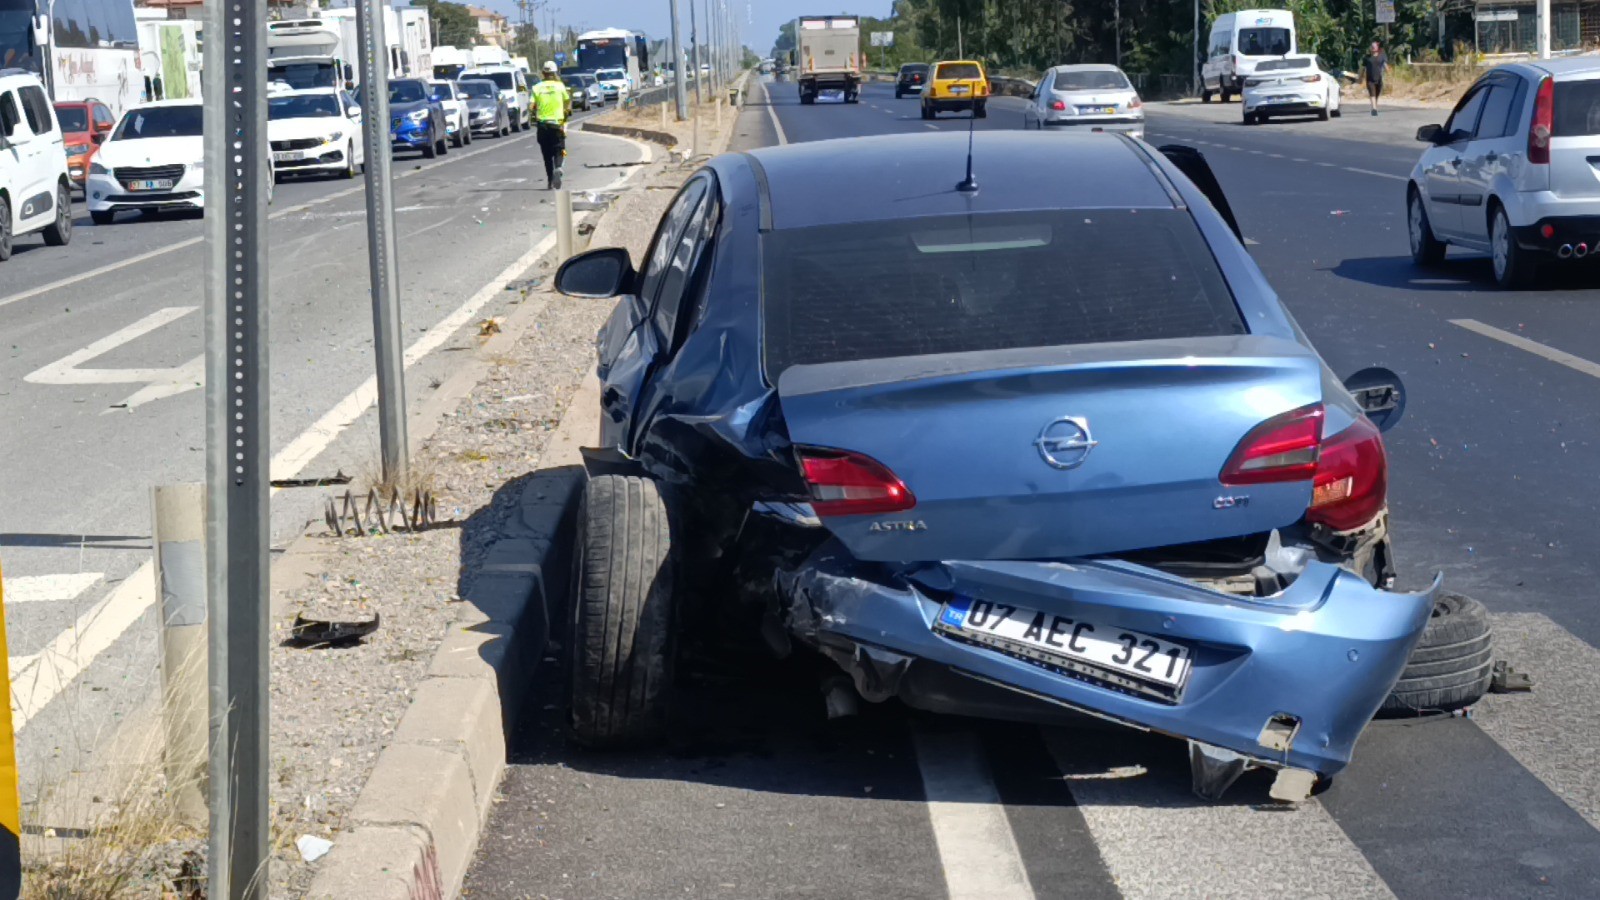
[1343,166,1407,181]
[1451,318,1600,380]
[1041,729,1396,900]
[761,80,790,145]
[914,730,1035,900]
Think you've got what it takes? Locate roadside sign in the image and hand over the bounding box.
[555,51,566,62]
[1376,0,1395,24]
[1474,9,1517,20]
[870,31,894,47]
[0,565,22,900]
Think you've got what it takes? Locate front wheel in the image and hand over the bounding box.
[1491,204,1534,289]
[42,183,72,246]
[343,142,358,179]
[0,195,12,261]
[568,474,678,748]
[421,139,438,159]
[1408,187,1447,265]
[1243,111,1258,125]
[451,128,463,148]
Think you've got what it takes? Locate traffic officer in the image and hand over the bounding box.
[532,60,573,189]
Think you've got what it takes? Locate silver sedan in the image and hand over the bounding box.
[1023,64,1145,139]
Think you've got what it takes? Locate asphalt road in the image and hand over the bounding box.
[0,105,648,800]
[464,79,1600,900]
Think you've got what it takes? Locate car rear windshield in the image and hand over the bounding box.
[1553,80,1600,136]
[1055,70,1132,91]
[429,83,455,102]
[1238,27,1291,56]
[476,71,515,91]
[269,94,341,119]
[113,105,201,140]
[761,210,1245,375]
[459,80,497,99]
[55,106,88,131]
[937,63,982,80]
[901,64,929,74]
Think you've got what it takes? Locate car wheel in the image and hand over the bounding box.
[1243,111,1257,125]
[1491,204,1533,289]
[90,208,114,226]
[921,103,932,119]
[1378,593,1493,717]
[0,195,12,261]
[421,137,437,159]
[895,89,903,99]
[451,128,463,148]
[568,474,677,748]
[42,182,72,246]
[1408,186,1446,265]
[975,101,987,118]
[343,142,358,179]
[463,125,472,146]
[1201,87,1213,103]
[1318,106,1330,121]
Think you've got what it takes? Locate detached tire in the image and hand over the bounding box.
[568,475,677,747]
[1379,593,1493,716]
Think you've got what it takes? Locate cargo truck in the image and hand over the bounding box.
[793,15,861,104]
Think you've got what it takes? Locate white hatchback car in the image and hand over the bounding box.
[0,69,73,261]
[1241,55,1340,124]
[88,99,272,224]
[1408,58,1600,287]
[268,88,365,179]
[427,79,472,147]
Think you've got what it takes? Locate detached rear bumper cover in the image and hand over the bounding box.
[782,544,1437,777]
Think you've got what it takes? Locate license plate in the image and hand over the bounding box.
[1079,106,1115,115]
[936,596,1192,692]
[129,179,174,191]
[949,85,970,95]
[274,150,305,162]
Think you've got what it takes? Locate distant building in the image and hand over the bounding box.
[466,6,509,47]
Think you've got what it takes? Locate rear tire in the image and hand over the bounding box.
[1379,594,1493,716]
[1408,186,1447,265]
[975,101,987,118]
[568,474,677,748]
[1491,203,1534,289]
[1201,87,1213,103]
[0,195,12,261]
[42,182,71,246]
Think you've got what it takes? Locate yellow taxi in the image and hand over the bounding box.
[921,60,990,119]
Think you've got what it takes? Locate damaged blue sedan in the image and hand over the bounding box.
[554,131,1442,802]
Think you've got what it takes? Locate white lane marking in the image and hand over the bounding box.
[913,730,1035,900]
[1318,161,1336,167]
[1475,613,1600,830]
[1344,166,1406,181]
[1293,157,1308,162]
[0,129,547,311]
[925,123,939,130]
[1451,318,1600,379]
[761,80,789,145]
[2,573,103,603]
[24,306,203,411]
[1042,730,1395,900]
[8,129,654,728]
[1267,152,1285,158]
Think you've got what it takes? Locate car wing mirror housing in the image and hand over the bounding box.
[91,130,106,144]
[556,247,635,299]
[1343,367,1406,432]
[1416,123,1443,144]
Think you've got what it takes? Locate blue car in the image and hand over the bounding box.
[386,79,447,158]
[554,132,1450,802]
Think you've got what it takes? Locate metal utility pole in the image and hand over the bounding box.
[1193,0,1200,96]
[957,14,964,59]
[1538,0,1551,58]
[1115,0,1121,66]
[669,0,687,120]
[356,0,409,491]
[202,0,270,891]
[690,0,702,102]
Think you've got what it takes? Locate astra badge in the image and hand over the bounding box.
[869,520,928,533]
[1035,416,1098,470]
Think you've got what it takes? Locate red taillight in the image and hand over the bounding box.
[1051,100,1066,110]
[1530,76,1554,165]
[1130,96,1142,108]
[799,448,915,517]
[1307,417,1388,531]
[1219,404,1324,485]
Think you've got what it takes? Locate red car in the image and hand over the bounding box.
[52,99,117,190]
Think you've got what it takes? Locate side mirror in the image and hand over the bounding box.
[556,247,634,298]
[1416,123,1442,144]
[347,106,361,117]
[91,130,105,144]
[344,64,355,83]
[1343,367,1406,433]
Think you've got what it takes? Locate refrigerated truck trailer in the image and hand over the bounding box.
[794,15,861,104]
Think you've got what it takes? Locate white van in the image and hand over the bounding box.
[1201,9,1297,102]
[0,69,73,261]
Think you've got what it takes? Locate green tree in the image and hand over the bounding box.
[415,0,479,48]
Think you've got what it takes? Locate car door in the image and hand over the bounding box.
[1422,83,1490,238]
[19,85,61,217]
[2,85,49,232]
[1457,75,1528,244]
[1029,72,1053,126]
[342,90,365,163]
[595,175,712,448]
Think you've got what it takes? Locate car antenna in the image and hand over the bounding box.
[956,109,978,193]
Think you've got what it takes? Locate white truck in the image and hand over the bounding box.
[794,15,861,105]
[266,19,353,92]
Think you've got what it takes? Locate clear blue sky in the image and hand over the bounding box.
[476,1,895,57]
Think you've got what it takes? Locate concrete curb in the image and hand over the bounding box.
[579,119,680,148]
[305,372,599,900]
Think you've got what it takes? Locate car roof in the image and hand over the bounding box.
[934,60,984,67]
[1521,57,1600,79]
[1050,63,1125,73]
[278,87,342,96]
[743,132,1177,231]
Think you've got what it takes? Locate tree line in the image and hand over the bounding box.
[774,0,1474,80]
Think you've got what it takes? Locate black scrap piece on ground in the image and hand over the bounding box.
[289,612,380,647]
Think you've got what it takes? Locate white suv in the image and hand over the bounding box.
[1409,58,1600,288]
[0,68,73,261]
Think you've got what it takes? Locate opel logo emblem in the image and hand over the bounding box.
[1035,417,1097,470]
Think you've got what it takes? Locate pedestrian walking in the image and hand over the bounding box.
[1364,42,1387,116]
[532,60,573,189]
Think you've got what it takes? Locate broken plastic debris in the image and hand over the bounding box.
[290,613,380,647]
[296,834,333,863]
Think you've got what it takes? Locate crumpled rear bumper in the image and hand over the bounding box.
[781,544,1437,777]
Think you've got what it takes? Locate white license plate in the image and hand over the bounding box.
[936,596,1192,691]
[1079,106,1115,115]
[129,179,175,191]
[274,150,306,162]
[949,85,970,95]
